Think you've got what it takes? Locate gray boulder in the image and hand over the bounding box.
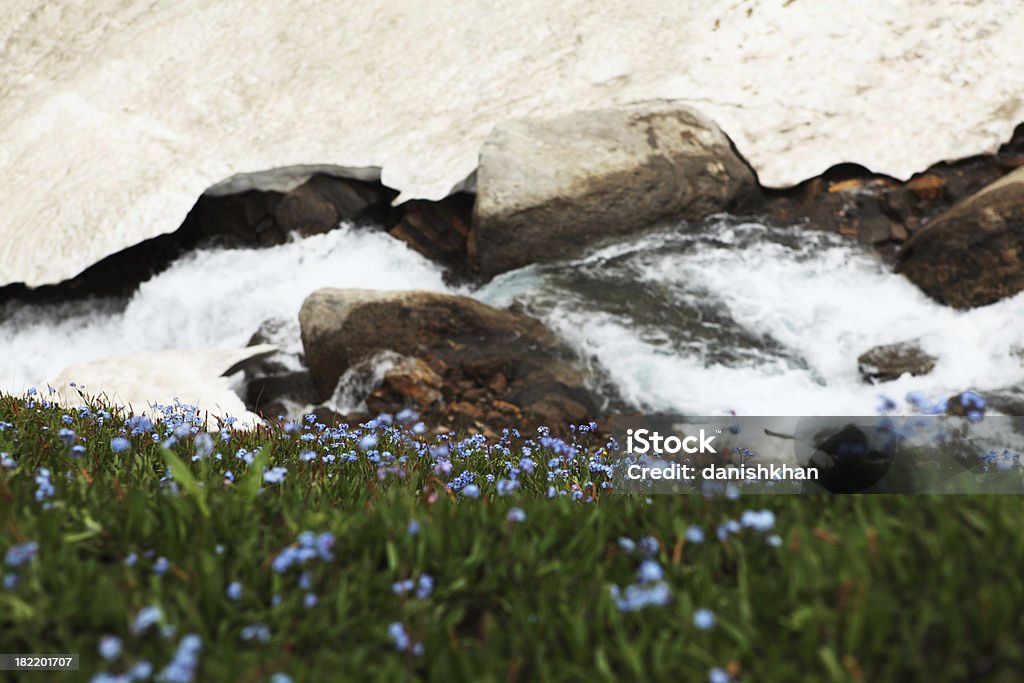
[470,101,758,278]
[897,165,1024,308]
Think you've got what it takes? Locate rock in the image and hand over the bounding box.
[387,194,474,278]
[381,358,444,409]
[470,101,758,278]
[897,165,1024,308]
[857,342,937,383]
[298,288,599,431]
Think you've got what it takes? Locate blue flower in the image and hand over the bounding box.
[740,509,775,532]
[3,573,19,589]
[304,593,318,609]
[240,623,271,643]
[226,582,243,601]
[407,521,421,535]
[153,557,170,575]
[388,622,410,651]
[35,468,55,502]
[415,574,434,600]
[5,541,38,567]
[685,525,705,544]
[194,433,214,459]
[270,675,293,683]
[639,536,659,557]
[617,537,636,554]
[637,560,664,584]
[709,667,731,683]
[263,467,287,484]
[129,660,153,680]
[506,508,526,523]
[156,633,202,683]
[693,608,716,630]
[609,581,671,612]
[110,437,131,453]
[58,427,76,445]
[766,534,783,548]
[98,635,122,661]
[0,453,15,469]
[131,605,163,635]
[461,484,480,498]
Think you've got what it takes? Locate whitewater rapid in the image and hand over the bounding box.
[3,219,1023,417]
[0,226,448,393]
[474,219,1024,416]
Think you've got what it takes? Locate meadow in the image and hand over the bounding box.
[2,391,1023,682]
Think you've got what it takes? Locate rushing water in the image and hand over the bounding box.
[3,217,1024,416]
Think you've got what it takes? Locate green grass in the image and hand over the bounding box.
[2,393,1023,682]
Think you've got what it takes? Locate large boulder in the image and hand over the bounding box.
[299,289,598,431]
[470,101,758,278]
[897,166,1024,308]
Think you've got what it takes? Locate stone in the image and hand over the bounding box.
[471,101,758,277]
[857,342,937,383]
[897,166,1024,308]
[298,288,600,431]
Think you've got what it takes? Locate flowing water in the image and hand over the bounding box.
[3,217,1024,417]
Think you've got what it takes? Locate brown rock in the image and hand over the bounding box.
[898,165,1024,308]
[857,342,937,383]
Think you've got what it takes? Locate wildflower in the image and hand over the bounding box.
[131,606,163,635]
[396,408,418,423]
[496,479,519,496]
[639,536,659,557]
[71,444,86,458]
[98,635,122,661]
[226,582,243,601]
[359,435,378,451]
[766,534,783,548]
[609,581,671,612]
[263,467,288,484]
[618,537,636,554]
[685,525,705,544]
[693,608,716,630]
[156,633,202,683]
[3,573,18,589]
[461,484,480,498]
[270,675,293,683]
[0,453,15,469]
[506,508,526,523]
[300,450,317,463]
[407,521,421,535]
[740,509,775,532]
[129,661,154,680]
[519,457,536,474]
[5,541,39,567]
[35,468,55,502]
[416,574,434,600]
[153,557,170,575]
[709,668,732,683]
[304,593,318,609]
[110,437,131,453]
[240,623,271,643]
[127,415,154,434]
[637,560,664,584]
[58,427,76,445]
[194,433,214,459]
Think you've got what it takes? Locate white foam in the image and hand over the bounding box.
[0,226,449,392]
[474,222,1024,416]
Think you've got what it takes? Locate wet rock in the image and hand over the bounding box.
[388,194,474,279]
[299,288,599,431]
[897,165,1024,308]
[857,342,937,383]
[471,101,758,278]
